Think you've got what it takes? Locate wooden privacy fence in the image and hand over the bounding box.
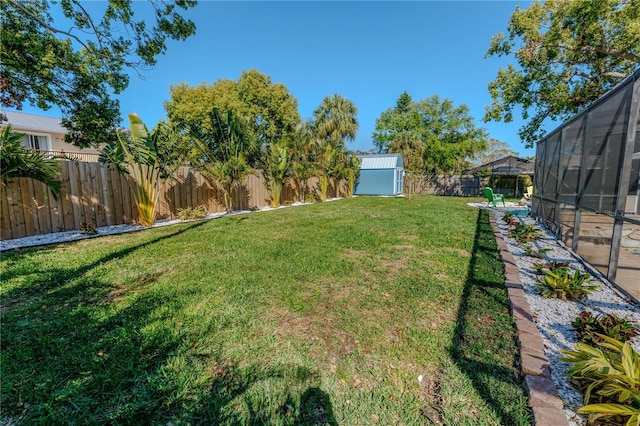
[1,160,346,240]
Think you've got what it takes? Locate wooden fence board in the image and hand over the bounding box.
[100,166,114,225]
[90,163,106,227]
[7,179,27,238]
[43,181,60,234]
[79,162,95,225]
[31,180,51,235]
[20,178,36,237]
[67,161,85,227]
[59,162,75,231]
[110,167,123,224]
[120,173,132,224]
[1,184,13,240]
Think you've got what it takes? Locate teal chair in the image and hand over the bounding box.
[483,187,505,207]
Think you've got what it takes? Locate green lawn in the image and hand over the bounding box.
[1,196,532,425]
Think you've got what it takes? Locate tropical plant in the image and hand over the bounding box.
[337,151,360,197]
[315,143,338,202]
[260,139,291,208]
[100,114,181,226]
[508,223,541,243]
[503,212,517,226]
[561,335,640,426]
[572,312,639,346]
[535,269,598,301]
[289,121,316,203]
[532,260,570,275]
[522,244,551,259]
[189,109,256,213]
[312,95,359,202]
[0,125,62,199]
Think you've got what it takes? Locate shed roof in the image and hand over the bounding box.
[357,154,404,170]
[0,110,67,134]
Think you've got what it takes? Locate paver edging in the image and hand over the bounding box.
[489,212,568,426]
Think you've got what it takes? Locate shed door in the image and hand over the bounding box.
[395,169,404,194]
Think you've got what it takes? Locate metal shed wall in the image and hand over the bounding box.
[354,154,404,196]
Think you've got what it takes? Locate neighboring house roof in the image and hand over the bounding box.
[0,110,67,134]
[464,155,534,176]
[357,154,404,170]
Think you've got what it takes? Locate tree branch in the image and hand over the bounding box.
[559,42,640,64]
[6,0,92,52]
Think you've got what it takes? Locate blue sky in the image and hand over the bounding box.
[13,1,541,157]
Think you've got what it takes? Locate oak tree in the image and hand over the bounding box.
[485,0,640,147]
[373,93,488,175]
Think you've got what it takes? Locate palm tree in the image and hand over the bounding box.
[312,95,359,201]
[313,94,359,145]
[0,125,62,199]
[189,109,256,213]
[100,114,182,226]
[289,121,316,203]
[315,142,339,201]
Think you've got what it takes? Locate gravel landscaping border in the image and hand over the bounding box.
[471,202,640,426]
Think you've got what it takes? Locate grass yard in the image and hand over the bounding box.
[1,196,532,425]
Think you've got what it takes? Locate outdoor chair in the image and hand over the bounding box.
[483,187,505,207]
[524,186,533,200]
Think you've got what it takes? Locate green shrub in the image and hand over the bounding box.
[561,335,640,426]
[572,311,639,345]
[508,223,541,243]
[176,205,207,220]
[535,269,598,301]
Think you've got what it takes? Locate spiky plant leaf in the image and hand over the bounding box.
[578,403,640,426]
[0,125,62,199]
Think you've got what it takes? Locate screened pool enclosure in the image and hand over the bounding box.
[532,69,640,301]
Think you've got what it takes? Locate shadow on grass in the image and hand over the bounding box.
[447,209,533,425]
[1,220,336,424]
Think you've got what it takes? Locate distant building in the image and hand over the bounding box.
[354,154,404,196]
[463,155,534,177]
[0,110,100,161]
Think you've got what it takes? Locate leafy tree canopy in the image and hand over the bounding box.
[1,0,197,148]
[485,0,640,148]
[373,93,488,175]
[165,69,301,155]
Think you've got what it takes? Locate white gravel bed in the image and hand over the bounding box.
[470,202,640,426]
